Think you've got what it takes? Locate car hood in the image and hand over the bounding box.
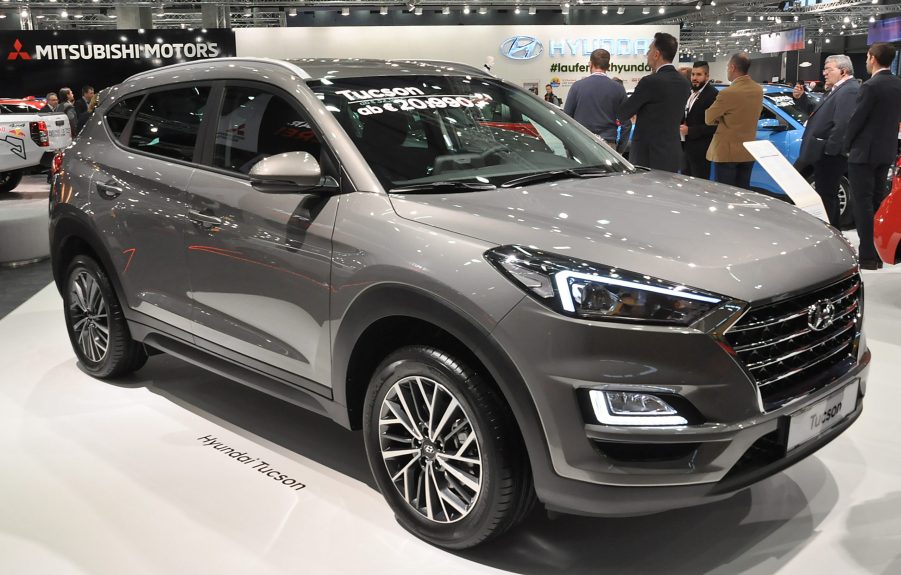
[389,170,856,303]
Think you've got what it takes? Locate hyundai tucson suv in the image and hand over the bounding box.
[49,58,868,549]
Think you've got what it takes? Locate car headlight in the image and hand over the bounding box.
[485,245,724,325]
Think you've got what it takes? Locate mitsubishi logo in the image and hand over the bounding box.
[807,299,836,332]
[7,39,31,61]
[499,36,544,60]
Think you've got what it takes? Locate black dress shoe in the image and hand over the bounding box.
[859,259,883,270]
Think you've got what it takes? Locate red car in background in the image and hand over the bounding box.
[0,96,45,114]
[875,153,901,265]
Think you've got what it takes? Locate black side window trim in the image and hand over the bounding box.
[194,79,344,185]
[103,81,215,170]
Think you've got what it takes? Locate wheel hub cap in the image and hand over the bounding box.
[377,375,483,524]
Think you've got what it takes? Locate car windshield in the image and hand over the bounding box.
[308,75,632,191]
[766,92,809,125]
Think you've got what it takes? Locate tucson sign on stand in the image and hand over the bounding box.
[1,29,236,97]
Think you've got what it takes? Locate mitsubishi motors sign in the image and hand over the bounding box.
[1,29,235,96]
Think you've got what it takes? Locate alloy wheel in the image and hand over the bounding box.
[378,375,483,524]
[68,270,110,363]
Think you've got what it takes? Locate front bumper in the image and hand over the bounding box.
[492,295,869,516]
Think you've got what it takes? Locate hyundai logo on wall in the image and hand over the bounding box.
[500,36,544,60]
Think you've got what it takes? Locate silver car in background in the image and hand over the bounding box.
[49,58,868,549]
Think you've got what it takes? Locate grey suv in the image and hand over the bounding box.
[50,58,868,549]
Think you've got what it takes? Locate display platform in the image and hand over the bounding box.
[0,175,51,264]
[1,270,900,574]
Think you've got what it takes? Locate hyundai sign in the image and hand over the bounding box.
[500,36,544,60]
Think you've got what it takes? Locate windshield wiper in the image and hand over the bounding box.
[500,167,617,188]
[389,181,497,194]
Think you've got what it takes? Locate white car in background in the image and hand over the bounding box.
[0,101,72,193]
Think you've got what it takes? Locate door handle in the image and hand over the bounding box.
[188,209,223,228]
[95,180,123,199]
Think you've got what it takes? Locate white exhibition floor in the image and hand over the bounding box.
[1,267,900,574]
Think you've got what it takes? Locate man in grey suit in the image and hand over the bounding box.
[616,32,691,173]
[845,43,901,269]
[793,55,859,227]
[564,49,627,146]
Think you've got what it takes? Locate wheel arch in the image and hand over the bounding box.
[51,209,125,301]
[333,284,552,477]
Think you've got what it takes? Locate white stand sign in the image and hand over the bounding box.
[743,140,828,223]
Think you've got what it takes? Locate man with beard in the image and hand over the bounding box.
[680,61,718,179]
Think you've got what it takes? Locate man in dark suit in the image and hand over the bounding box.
[680,61,718,179]
[39,92,59,113]
[74,85,94,133]
[617,32,690,173]
[794,55,859,227]
[845,43,901,269]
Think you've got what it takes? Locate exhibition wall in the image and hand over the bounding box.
[234,25,679,95]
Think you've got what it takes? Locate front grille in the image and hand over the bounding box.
[725,275,861,411]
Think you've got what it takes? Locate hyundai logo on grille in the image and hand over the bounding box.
[807,299,836,331]
[500,36,544,60]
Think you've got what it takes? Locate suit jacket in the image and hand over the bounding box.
[705,75,764,163]
[74,98,88,116]
[683,82,718,148]
[564,73,627,140]
[796,78,859,168]
[617,64,690,170]
[845,71,901,166]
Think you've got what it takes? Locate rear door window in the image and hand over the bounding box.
[105,96,142,141]
[128,86,210,162]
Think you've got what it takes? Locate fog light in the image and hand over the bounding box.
[589,390,688,426]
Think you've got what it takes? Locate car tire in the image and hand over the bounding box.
[363,345,535,549]
[837,176,855,230]
[0,170,23,193]
[806,173,855,230]
[63,255,147,378]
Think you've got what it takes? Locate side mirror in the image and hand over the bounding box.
[249,151,338,193]
[758,118,787,132]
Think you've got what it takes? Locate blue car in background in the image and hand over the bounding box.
[618,84,854,228]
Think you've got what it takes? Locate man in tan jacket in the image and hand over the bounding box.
[704,52,764,189]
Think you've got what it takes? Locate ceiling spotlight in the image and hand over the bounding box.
[20,8,27,15]
[818,27,823,32]
[808,38,812,44]
[73,14,83,18]
[514,6,520,13]
[243,11,252,16]
[747,15,751,21]
[695,1,702,9]
[443,5,450,14]
[413,6,421,14]
[759,15,763,20]
[561,4,569,14]
[843,16,850,23]
[288,8,297,16]
[341,7,349,16]
[825,38,831,43]
[658,6,665,14]
[869,15,875,22]
[642,6,650,14]
[716,19,720,24]
[380,6,388,15]
[478,6,487,14]
[60,9,68,17]
[529,6,536,14]
[602,6,608,14]
[463,5,470,14]
[710,0,715,5]
[871,0,878,4]
[617,6,624,14]
[793,15,798,21]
